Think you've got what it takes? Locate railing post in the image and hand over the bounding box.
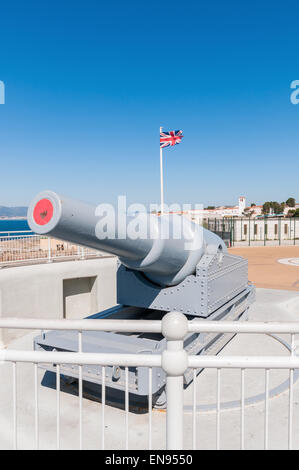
[0,329,4,349]
[161,311,188,450]
[47,237,52,263]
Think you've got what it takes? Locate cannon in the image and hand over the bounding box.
[28,191,255,407]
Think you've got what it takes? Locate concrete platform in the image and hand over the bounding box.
[1,288,299,450]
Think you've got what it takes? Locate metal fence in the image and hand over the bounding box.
[1,218,298,268]
[0,231,103,266]
[205,217,299,247]
[0,312,299,450]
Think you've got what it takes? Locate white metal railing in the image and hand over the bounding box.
[0,230,104,266]
[0,312,299,450]
[186,319,299,451]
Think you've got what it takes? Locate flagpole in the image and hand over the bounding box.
[160,126,164,215]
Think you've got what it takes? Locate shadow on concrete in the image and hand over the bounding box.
[41,370,156,414]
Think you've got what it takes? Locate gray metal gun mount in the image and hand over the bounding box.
[28,191,255,407]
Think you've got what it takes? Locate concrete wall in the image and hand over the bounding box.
[0,257,117,346]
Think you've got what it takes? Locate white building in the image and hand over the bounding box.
[232,217,299,243]
[183,197,247,224]
[201,196,246,217]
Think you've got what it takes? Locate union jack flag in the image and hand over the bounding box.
[160,130,184,148]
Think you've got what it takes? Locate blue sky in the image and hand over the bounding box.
[0,1,298,208]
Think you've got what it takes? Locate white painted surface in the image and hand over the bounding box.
[1,288,299,449]
[0,258,117,344]
[278,258,299,266]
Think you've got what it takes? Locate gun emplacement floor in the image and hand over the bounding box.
[229,246,299,291]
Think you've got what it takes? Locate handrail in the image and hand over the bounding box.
[0,317,162,332]
[1,317,299,334]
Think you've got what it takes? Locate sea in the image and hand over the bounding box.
[0,219,30,235]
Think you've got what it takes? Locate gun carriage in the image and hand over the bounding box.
[28,191,254,406]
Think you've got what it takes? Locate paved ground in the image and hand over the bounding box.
[229,245,299,291]
[1,288,299,450]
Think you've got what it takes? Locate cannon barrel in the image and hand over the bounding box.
[28,190,226,287]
